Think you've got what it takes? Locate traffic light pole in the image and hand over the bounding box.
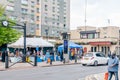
[62,32,69,63]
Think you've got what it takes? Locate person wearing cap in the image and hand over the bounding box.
[108,53,119,80]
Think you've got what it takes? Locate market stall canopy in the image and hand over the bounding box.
[58,41,83,52]
[8,37,54,48]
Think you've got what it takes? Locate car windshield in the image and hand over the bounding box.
[84,53,93,57]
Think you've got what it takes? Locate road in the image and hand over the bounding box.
[0,64,109,80]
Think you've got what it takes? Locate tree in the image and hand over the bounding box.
[0,4,21,46]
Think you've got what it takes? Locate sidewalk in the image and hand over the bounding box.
[0,59,81,70]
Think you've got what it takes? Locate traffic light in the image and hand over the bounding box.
[62,32,68,40]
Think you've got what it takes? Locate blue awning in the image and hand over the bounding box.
[58,41,83,52]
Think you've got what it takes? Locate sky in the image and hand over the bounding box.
[70,0,120,30]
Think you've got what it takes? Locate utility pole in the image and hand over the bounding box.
[85,0,87,32]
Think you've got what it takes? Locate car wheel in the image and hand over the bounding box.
[82,64,86,66]
[94,61,98,66]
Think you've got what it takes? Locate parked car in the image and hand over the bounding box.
[81,52,108,66]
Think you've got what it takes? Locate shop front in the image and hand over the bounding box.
[89,41,111,55]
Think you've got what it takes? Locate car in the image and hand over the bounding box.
[81,52,108,66]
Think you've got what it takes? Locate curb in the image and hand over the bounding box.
[41,62,81,67]
[0,62,81,71]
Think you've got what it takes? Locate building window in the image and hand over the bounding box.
[6,5,14,11]
[88,33,94,39]
[36,16,39,21]
[21,0,28,5]
[45,13,48,16]
[21,8,28,14]
[57,15,59,20]
[37,8,39,13]
[57,23,59,26]
[45,5,48,11]
[30,17,34,23]
[53,0,55,4]
[52,7,55,12]
[81,34,87,39]
[9,16,16,20]
[7,0,14,2]
[37,0,39,5]
[31,10,34,13]
[31,1,35,5]
[95,33,99,38]
[30,27,34,33]
[64,24,66,27]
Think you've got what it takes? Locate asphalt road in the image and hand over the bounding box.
[0,64,109,80]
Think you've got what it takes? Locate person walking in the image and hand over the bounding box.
[45,50,50,63]
[108,53,119,80]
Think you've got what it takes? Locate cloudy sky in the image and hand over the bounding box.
[70,0,120,30]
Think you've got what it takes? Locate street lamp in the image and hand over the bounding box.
[2,20,27,62]
[1,20,9,68]
[2,20,9,27]
[85,0,87,31]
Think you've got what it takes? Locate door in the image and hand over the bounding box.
[99,52,107,64]
[95,53,102,64]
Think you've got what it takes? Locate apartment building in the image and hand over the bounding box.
[39,0,70,39]
[0,0,70,38]
[1,0,37,36]
[70,26,120,56]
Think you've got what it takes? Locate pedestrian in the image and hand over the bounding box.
[60,51,63,62]
[45,50,50,63]
[108,53,119,80]
[108,51,111,58]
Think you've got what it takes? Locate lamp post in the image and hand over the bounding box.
[2,21,9,68]
[2,20,27,62]
[85,0,87,31]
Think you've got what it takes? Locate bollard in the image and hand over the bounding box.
[75,54,77,63]
[5,51,9,69]
[22,55,26,62]
[104,72,108,80]
[47,58,51,63]
[5,56,9,68]
[50,59,52,65]
[34,55,37,66]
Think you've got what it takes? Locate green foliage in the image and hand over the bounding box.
[0,4,5,16]
[0,4,21,46]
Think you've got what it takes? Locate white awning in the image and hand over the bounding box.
[8,37,54,48]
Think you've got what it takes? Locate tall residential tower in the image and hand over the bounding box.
[0,0,70,39]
